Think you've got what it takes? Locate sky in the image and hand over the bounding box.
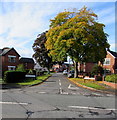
[0,0,116,58]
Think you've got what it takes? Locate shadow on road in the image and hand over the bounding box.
[1,83,23,89]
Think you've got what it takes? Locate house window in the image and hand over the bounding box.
[103,58,110,65]
[105,69,111,74]
[8,66,16,71]
[8,55,16,62]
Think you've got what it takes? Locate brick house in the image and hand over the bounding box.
[102,50,117,74]
[78,62,96,74]
[0,47,34,76]
[19,57,34,70]
[79,50,117,75]
[0,47,20,75]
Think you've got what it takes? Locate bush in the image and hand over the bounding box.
[4,71,26,83]
[16,64,26,72]
[95,75,102,81]
[91,65,104,76]
[105,74,117,83]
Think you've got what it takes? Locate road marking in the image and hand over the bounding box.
[68,106,116,111]
[59,79,61,86]
[0,101,29,105]
[68,84,79,89]
[38,92,46,94]
[59,87,63,94]
[59,79,62,94]
[62,92,69,95]
[59,82,61,86]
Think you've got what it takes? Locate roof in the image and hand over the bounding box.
[108,50,117,58]
[0,47,20,57]
[19,57,34,63]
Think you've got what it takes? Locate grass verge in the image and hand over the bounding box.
[69,78,106,90]
[17,74,51,86]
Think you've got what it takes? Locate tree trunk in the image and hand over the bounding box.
[47,66,50,74]
[74,61,78,78]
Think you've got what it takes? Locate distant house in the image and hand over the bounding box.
[102,50,117,74]
[19,57,34,70]
[34,63,46,71]
[0,47,35,76]
[78,62,97,74]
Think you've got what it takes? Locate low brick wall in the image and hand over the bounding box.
[103,81,117,89]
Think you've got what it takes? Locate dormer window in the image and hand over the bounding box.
[8,55,16,63]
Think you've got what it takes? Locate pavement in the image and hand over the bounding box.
[97,82,117,94]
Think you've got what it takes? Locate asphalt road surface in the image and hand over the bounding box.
[1,73,117,119]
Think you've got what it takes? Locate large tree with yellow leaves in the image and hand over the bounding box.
[45,6,110,78]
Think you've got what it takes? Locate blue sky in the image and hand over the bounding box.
[0,0,116,58]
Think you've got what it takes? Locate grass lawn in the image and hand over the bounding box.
[69,78,106,90]
[17,74,51,86]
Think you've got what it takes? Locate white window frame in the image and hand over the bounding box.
[8,55,16,58]
[8,55,16,63]
[103,58,111,65]
[8,66,16,71]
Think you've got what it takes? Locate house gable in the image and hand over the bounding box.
[107,50,117,58]
[1,48,20,57]
[103,50,117,74]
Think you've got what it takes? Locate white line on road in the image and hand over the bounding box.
[59,87,63,94]
[59,79,61,86]
[68,84,79,89]
[68,106,116,111]
[0,101,29,105]
[38,92,46,94]
[59,79,62,94]
[59,82,61,86]
[62,92,69,95]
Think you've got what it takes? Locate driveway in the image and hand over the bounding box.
[1,73,116,119]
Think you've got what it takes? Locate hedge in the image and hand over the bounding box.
[105,74,117,83]
[4,71,26,83]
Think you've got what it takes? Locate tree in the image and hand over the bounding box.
[32,31,52,73]
[45,6,110,78]
[91,65,104,76]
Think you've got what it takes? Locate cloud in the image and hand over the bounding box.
[0,3,51,57]
[110,43,117,51]
[96,6,115,25]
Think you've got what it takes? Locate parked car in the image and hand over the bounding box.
[63,70,68,75]
[68,70,74,78]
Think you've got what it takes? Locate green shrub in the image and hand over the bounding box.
[95,75,102,81]
[105,74,117,83]
[16,64,26,72]
[4,71,26,83]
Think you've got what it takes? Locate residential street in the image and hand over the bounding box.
[1,73,117,119]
